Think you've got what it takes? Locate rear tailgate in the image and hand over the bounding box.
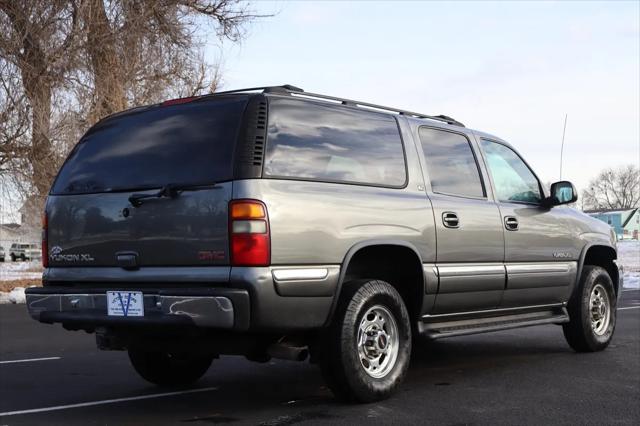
[47,184,231,267]
[46,96,248,270]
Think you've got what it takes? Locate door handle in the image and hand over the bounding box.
[442,212,460,228]
[504,216,519,231]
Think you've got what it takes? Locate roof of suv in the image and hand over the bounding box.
[97,84,466,130]
[90,84,514,155]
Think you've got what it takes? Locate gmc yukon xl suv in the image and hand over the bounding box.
[26,85,622,402]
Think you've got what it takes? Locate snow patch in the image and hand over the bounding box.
[0,287,25,304]
[617,240,639,289]
[0,260,42,281]
[9,287,25,304]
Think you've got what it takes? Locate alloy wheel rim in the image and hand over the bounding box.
[589,283,611,336]
[357,305,399,379]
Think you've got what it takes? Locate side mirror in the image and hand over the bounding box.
[546,181,577,207]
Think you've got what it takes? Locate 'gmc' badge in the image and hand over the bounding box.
[198,250,225,261]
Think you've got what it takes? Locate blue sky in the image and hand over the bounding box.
[208,0,639,192]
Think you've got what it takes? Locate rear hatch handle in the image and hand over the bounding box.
[116,251,139,270]
[128,182,220,207]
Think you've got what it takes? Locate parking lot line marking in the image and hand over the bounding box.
[618,306,640,311]
[0,357,61,365]
[0,386,219,417]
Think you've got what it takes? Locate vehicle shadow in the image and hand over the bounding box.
[160,328,575,424]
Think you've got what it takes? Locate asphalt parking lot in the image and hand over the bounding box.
[1,290,639,426]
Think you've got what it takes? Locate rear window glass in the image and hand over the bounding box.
[263,99,406,187]
[51,97,247,195]
[418,127,485,198]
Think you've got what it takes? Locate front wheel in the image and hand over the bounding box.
[318,279,412,402]
[128,348,213,386]
[563,265,617,352]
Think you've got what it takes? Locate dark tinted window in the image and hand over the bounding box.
[480,139,542,203]
[264,99,406,186]
[419,127,484,198]
[52,97,247,195]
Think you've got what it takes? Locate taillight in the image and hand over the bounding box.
[229,200,270,266]
[42,210,48,268]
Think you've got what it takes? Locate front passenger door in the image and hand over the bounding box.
[478,138,578,307]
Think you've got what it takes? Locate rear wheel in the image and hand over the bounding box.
[20,254,26,261]
[128,348,213,386]
[563,265,617,352]
[318,279,412,402]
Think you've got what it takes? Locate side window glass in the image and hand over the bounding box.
[418,127,485,198]
[480,139,542,204]
[264,99,407,187]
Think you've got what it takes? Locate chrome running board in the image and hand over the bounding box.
[418,307,569,340]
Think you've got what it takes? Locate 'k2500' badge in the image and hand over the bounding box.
[49,246,95,262]
[552,251,572,259]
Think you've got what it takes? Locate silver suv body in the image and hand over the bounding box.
[26,86,622,401]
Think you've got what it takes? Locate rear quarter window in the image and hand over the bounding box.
[51,97,247,195]
[263,99,407,187]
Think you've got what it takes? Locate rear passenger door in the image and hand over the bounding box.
[478,138,577,307]
[417,127,505,314]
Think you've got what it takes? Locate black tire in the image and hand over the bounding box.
[10,254,16,262]
[128,348,213,386]
[20,254,26,261]
[318,279,412,403]
[563,265,617,352]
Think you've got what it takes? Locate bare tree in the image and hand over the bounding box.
[0,1,80,198]
[582,165,640,210]
[0,0,265,225]
[78,0,260,122]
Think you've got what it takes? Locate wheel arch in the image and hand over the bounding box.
[324,240,426,327]
[578,243,619,295]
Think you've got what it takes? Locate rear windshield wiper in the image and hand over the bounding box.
[128,182,220,207]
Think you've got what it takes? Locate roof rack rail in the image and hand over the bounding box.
[212,84,465,127]
[213,84,304,96]
[288,90,465,127]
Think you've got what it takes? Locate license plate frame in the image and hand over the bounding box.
[107,291,144,317]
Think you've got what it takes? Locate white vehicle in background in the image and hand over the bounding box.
[9,243,41,261]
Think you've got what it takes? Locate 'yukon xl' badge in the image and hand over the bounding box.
[50,246,95,262]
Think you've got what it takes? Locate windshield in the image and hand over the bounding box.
[51,97,247,195]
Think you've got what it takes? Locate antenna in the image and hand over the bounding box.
[559,114,568,180]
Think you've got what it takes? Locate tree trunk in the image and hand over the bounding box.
[25,79,53,200]
[1,1,54,200]
[85,0,126,122]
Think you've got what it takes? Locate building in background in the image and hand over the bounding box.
[585,208,639,240]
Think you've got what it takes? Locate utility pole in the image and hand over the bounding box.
[559,114,568,180]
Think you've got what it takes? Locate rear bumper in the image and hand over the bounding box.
[28,265,340,332]
[26,287,250,330]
